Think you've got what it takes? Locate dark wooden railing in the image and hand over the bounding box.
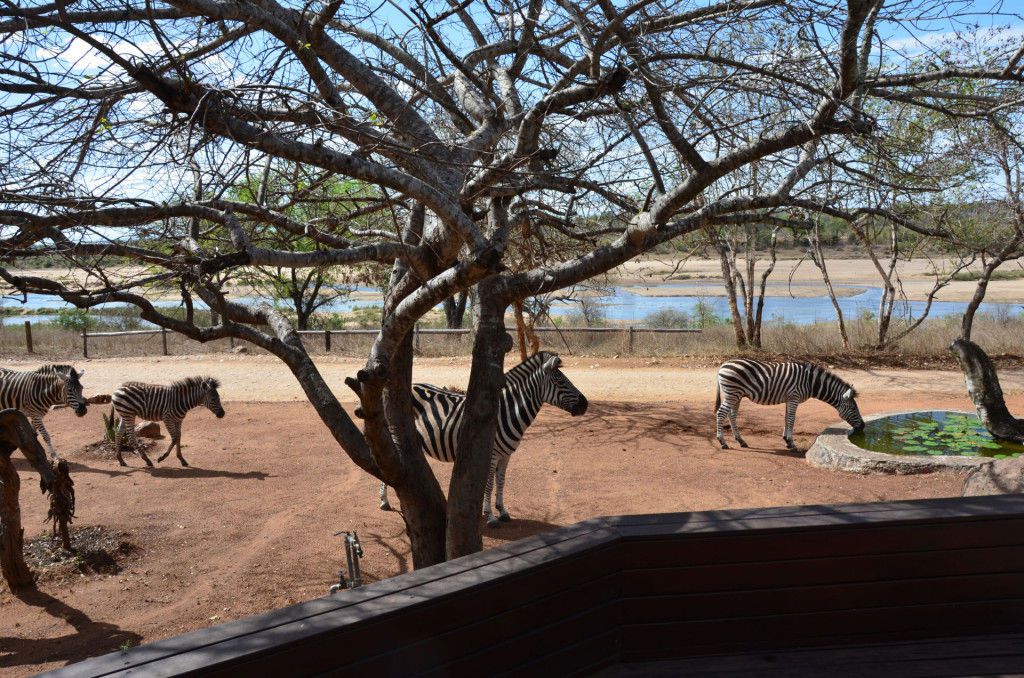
[44,495,1024,677]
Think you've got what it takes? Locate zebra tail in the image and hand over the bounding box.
[715,381,721,413]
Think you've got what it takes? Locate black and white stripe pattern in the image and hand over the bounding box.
[380,351,588,526]
[715,359,864,450]
[0,364,87,459]
[112,376,225,467]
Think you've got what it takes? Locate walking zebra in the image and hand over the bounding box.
[112,377,225,467]
[0,364,87,460]
[715,359,864,450]
[379,351,588,527]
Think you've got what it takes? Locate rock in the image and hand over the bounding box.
[135,422,162,439]
[232,345,248,354]
[962,456,1024,496]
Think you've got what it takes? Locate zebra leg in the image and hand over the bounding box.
[783,400,798,450]
[494,457,512,522]
[727,399,748,448]
[484,455,500,528]
[716,403,730,449]
[115,413,134,467]
[159,419,186,466]
[30,415,58,460]
[379,482,392,511]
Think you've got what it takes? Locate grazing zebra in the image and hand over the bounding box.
[0,364,87,460]
[379,351,588,527]
[112,376,225,467]
[715,359,864,450]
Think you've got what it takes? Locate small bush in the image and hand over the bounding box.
[563,297,608,327]
[53,308,95,332]
[692,300,726,328]
[644,308,692,328]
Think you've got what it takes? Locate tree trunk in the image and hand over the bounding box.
[446,280,508,559]
[949,338,1024,441]
[0,453,32,589]
[809,226,849,348]
[961,257,1005,341]
[713,236,747,349]
[385,332,448,568]
[444,292,469,329]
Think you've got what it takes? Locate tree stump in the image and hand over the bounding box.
[0,409,61,590]
[0,452,32,588]
[949,338,1024,441]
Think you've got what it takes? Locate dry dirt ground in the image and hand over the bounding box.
[2,355,1022,676]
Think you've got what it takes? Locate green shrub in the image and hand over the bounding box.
[53,308,95,332]
[644,308,692,328]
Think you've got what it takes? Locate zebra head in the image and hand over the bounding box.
[202,377,225,418]
[836,387,864,432]
[62,367,87,417]
[537,353,588,417]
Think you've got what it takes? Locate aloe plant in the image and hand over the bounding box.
[102,406,120,443]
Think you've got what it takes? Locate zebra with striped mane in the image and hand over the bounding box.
[715,359,864,451]
[379,351,588,527]
[0,364,87,460]
[112,376,225,467]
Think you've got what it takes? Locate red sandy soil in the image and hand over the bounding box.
[1,357,1021,676]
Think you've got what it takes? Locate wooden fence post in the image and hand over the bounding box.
[161,326,169,356]
[324,329,331,352]
[82,329,88,359]
[628,326,634,354]
[23,321,32,354]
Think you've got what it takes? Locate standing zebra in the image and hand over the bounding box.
[715,359,864,451]
[0,364,87,460]
[112,377,225,467]
[379,351,588,527]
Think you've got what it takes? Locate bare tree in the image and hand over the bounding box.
[1,0,1021,567]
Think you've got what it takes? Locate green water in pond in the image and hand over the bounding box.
[848,411,1024,458]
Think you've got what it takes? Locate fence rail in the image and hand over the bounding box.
[4,322,702,358]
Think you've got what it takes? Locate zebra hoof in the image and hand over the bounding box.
[739,441,749,448]
[498,513,511,522]
[486,518,500,528]
[180,460,189,467]
[720,443,729,450]
[379,502,392,511]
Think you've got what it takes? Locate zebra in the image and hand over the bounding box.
[0,364,87,460]
[715,359,864,451]
[379,351,588,527]
[112,376,225,467]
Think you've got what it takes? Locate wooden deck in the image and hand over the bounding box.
[43,495,1024,677]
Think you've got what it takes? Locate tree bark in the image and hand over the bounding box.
[446,280,508,559]
[0,410,56,590]
[949,338,1024,441]
[444,292,468,329]
[385,332,448,568]
[0,453,32,589]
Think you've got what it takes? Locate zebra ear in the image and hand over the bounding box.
[542,356,561,372]
[76,369,85,378]
[842,388,853,400]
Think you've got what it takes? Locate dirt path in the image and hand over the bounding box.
[4,354,1021,404]
[1,358,1021,675]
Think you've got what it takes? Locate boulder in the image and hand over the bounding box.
[962,456,1024,496]
[134,421,162,439]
